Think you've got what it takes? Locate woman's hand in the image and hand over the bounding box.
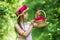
[18,35,22,40]
[30,20,38,28]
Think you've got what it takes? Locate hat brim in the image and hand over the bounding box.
[17,8,29,19]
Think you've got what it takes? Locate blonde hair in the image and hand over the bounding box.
[17,15,24,29]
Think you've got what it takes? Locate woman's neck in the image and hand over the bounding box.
[20,20,27,25]
[24,19,27,22]
[19,16,27,24]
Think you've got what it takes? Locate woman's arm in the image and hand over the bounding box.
[31,20,47,28]
[31,20,38,28]
[15,24,33,37]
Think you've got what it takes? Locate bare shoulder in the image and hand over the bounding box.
[15,24,19,27]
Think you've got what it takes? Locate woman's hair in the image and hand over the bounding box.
[17,15,24,29]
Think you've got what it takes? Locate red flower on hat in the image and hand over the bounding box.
[34,16,46,22]
[17,5,27,14]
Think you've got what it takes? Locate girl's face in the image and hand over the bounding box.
[24,12,28,19]
[36,10,42,16]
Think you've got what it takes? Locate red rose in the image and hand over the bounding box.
[34,16,46,21]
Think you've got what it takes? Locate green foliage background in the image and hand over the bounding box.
[0,0,60,40]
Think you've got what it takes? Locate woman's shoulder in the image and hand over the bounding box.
[14,24,19,27]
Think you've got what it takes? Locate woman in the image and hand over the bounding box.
[15,5,33,40]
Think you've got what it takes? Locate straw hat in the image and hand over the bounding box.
[16,5,29,19]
